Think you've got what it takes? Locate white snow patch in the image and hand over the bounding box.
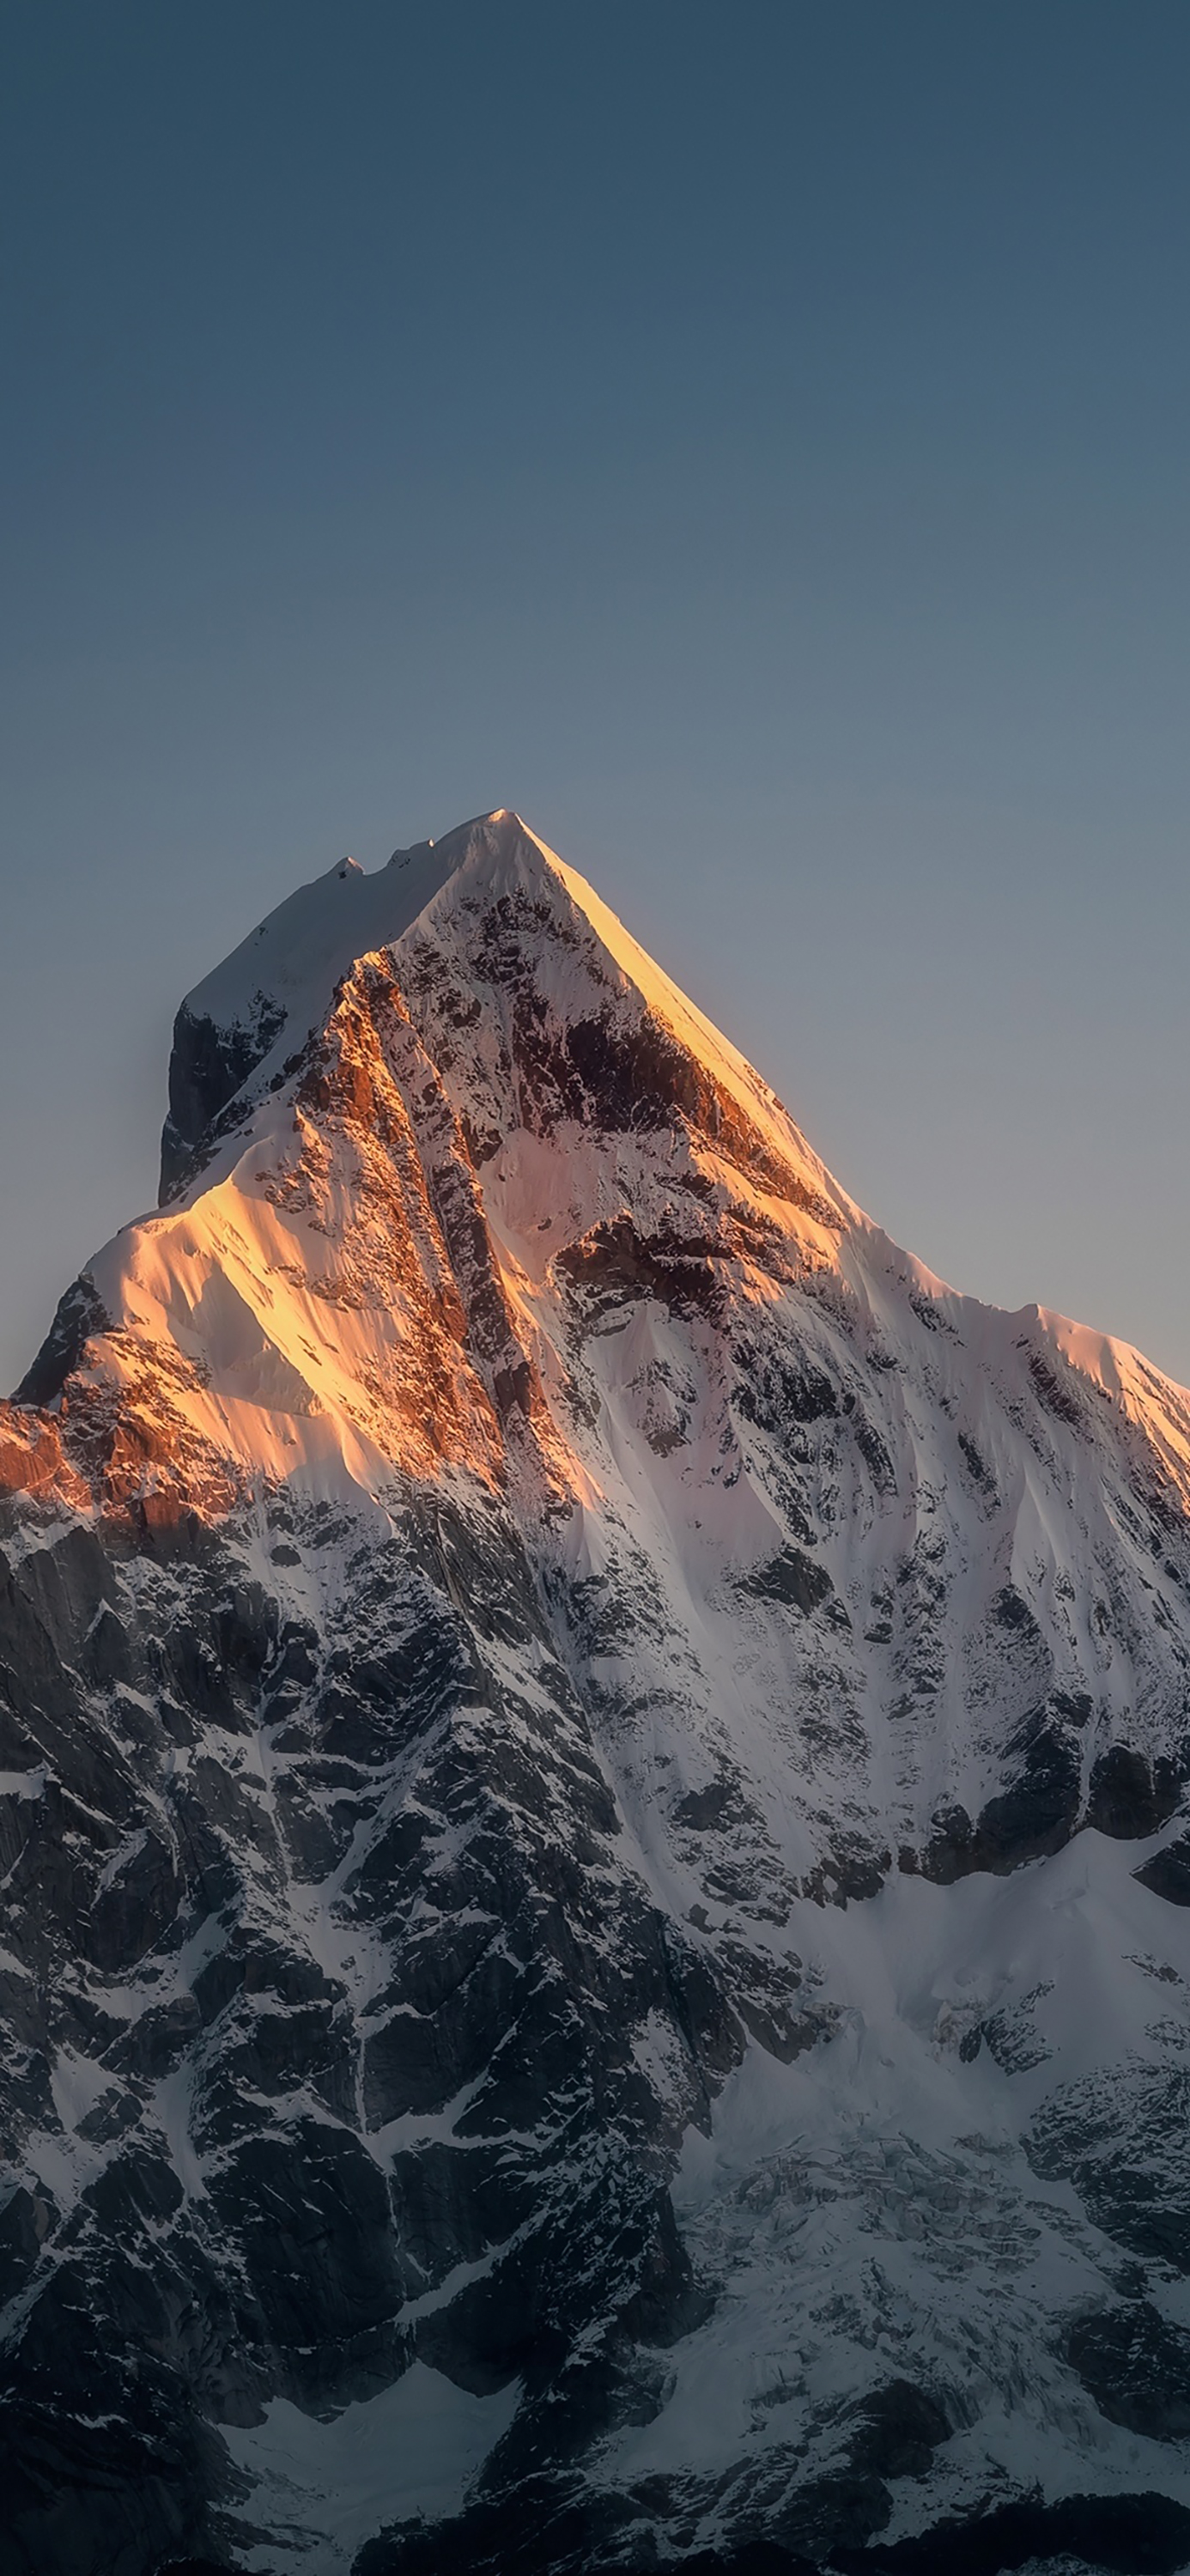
[0,1769,47,1800]
[221,2362,519,2573]
[49,2050,115,2134]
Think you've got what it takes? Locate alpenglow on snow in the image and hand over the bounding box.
[4,810,1190,2576]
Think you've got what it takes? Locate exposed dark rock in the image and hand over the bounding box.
[971,1981,1053,2074]
[675,1777,743,1830]
[741,1547,836,1618]
[990,1583,1038,1634]
[0,2333,228,2576]
[1135,1832,1190,1905]
[1064,2301,1190,2439]
[957,1431,993,1487]
[831,2488,1190,2573]
[817,1840,891,1905]
[1027,2064,1190,2273]
[160,993,287,1201]
[1026,1344,1088,1434]
[157,2561,247,2575]
[914,1723,1081,1881]
[845,2379,950,2479]
[1086,1747,1181,1839]
[556,1216,720,1319]
[850,1406,896,1495]
[1051,1686,1094,1726]
[660,2553,817,2576]
[357,2464,892,2576]
[11,1273,109,1407]
[733,1346,838,1429]
[768,2470,892,2560]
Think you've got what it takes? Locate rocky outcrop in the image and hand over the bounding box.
[160,991,288,1200]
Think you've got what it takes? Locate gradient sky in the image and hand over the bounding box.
[3,0,1189,1392]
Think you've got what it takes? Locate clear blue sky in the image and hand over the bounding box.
[3,1,1189,1389]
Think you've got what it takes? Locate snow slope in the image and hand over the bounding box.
[3,811,1190,2576]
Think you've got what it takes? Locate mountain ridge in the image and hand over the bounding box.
[3,811,1190,2575]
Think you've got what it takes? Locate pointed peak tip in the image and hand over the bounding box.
[386,809,532,875]
[465,805,530,838]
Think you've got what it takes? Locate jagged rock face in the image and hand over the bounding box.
[160,993,288,1200]
[4,812,1190,2575]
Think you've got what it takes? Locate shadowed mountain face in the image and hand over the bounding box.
[4,811,1190,2576]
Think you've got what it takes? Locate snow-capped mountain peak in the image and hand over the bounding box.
[5,812,1190,2576]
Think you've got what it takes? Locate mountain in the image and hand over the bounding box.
[4,808,1190,2576]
